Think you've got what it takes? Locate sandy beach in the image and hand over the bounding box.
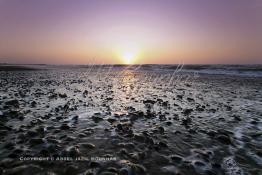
[0,65,261,175]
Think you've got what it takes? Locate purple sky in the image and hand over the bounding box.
[0,0,261,64]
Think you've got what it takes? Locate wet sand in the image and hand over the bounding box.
[0,66,261,175]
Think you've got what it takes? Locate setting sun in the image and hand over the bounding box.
[122,52,135,64]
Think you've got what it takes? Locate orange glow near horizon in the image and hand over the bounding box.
[0,0,261,64]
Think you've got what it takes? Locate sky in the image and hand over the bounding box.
[0,0,261,64]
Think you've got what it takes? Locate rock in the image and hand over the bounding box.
[116,123,123,130]
[165,121,172,126]
[72,115,79,120]
[59,93,67,98]
[81,143,96,149]
[39,149,49,156]
[143,100,156,104]
[153,153,170,165]
[36,126,45,134]
[92,116,103,123]
[78,133,86,137]
[183,109,193,115]
[162,101,169,107]
[177,95,183,99]
[119,167,129,175]
[107,118,117,124]
[64,165,78,175]
[106,167,118,173]
[216,135,232,145]
[29,138,44,145]
[31,101,37,107]
[212,163,221,169]
[187,97,194,102]
[119,148,128,155]
[134,134,145,142]
[232,115,241,121]
[158,126,165,133]
[60,124,70,130]
[145,111,155,119]
[129,113,140,122]
[106,97,113,101]
[218,117,225,121]
[127,106,136,112]
[64,136,75,142]
[193,160,206,167]
[83,90,88,95]
[182,117,192,126]
[27,130,38,137]
[159,114,167,121]
[170,155,183,164]
[225,105,232,111]
[66,146,81,157]
[129,152,139,161]
[89,161,101,168]
[250,120,258,125]
[5,99,19,107]
[206,130,217,137]
[158,141,168,148]
[46,144,60,153]
[161,165,179,175]
[56,116,63,120]
[131,163,147,174]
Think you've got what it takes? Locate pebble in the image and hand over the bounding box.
[106,167,118,173]
[158,126,165,133]
[119,167,130,175]
[153,153,170,165]
[159,114,167,121]
[158,141,168,148]
[89,161,101,168]
[206,130,217,137]
[183,108,193,115]
[31,101,37,107]
[59,93,67,98]
[143,99,156,104]
[116,123,123,130]
[29,138,44,145]
[232,115,241,121]
[131,163,147,174]
[60,123,70,130]
[27,130,38,137]
[64,136,75,141]
[64,165,78,175]
[182,117,192,126]
[134,134,145,142]
[5,99,19,107]
[170,155,183,164]
[66,146,81,157]
[161,165,179,175]
[92,115,104,123]
[216,135,232,145]
[107,118,117,123]
[72,115,79,120]
[194,160,206,167]
[81,143,96,149]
